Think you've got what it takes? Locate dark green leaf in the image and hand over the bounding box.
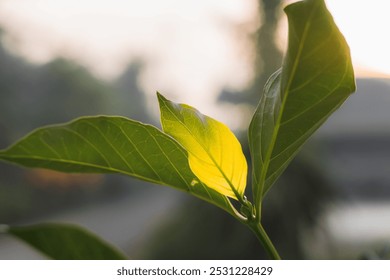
[249,0,356,209]
[0,116,236,216]
[6,223,127,260]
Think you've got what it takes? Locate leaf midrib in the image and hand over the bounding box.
[0,154,178,187]
[263,93,348,193]
[279,58,349,128]
[161,97,241,200]
[256,3,318,201]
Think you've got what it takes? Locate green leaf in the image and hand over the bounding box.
[158,93,247,201]
[5,223,127,260]
[0,116,237,216]
[249,0,356,207]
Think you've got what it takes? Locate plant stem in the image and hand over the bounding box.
[249,222,281,260]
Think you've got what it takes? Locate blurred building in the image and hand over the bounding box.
[304,78,390,259]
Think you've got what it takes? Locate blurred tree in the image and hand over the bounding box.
[0,29,153,224]
[110,61,152,124]
[219,0,282,105]
[0,57,113,142]
[251,0,283,103]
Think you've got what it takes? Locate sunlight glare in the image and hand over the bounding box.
[0,0,259,129]
[279,0,390,78]
[326,0,390,77]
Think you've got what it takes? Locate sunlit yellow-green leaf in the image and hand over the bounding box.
[158,93,247,200]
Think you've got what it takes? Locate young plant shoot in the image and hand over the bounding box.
[0,0,355,259]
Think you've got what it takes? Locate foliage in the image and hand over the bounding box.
[2,223,126,260]
[249,0,355,217]
[0,0,355,259]
[158,93,247,200]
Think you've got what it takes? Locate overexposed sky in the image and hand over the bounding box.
[327,0,390,78]
[278,0,390,78]
[0,0,259,128]
[0,0,389,127]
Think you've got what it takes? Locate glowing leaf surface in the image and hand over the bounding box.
[158,93,247,200]
[249,0,356,209]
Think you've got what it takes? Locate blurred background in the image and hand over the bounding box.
[0,0,390,259]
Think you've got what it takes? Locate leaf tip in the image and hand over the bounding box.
[156,91,166,102]
[157,92,172,114]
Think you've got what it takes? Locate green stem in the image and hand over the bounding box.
[248,222,281,260]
